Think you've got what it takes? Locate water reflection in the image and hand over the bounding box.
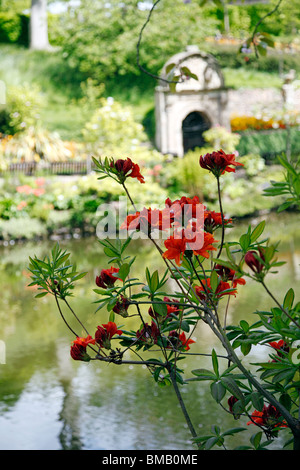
[0,212,299,450]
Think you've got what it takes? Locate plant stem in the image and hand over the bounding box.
[167,364,199,444]
[216,176,225,260]
[261,280,300,329]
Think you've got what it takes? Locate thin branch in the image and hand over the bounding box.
[136,0,184,85]
[215,176,225,260]
[261,280,300,329]
[251,0,284,58]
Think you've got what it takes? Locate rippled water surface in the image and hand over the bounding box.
[0,212,299,450]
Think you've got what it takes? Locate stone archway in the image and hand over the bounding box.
[182,111,211,154]
[155,45,230,157]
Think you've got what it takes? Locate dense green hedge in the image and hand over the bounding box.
[236,128,300,161]
[0,12,29,46]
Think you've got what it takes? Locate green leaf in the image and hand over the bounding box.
[35,292,48,298]
[153,302,168,317]
[250,431,262,449]
[205,436,222,450]
[165,62,176,74]
[211,381,226,403]
[71,272,88,282]
[221,376,244,402]
[191,369,216,380]
[278,156,298,177]
[251,391,264,411]
[104,246,118,257]
[250,221,265,243]
[117,263,130,281]
[240,320,249,333]
[150,270,159,292]
[210,270,219,293]
[240,342,251,356]
[222,427,247,437]
[239,232,251,252]
[211,349,219,377]
[283,288,294,310]
[109,311,115,322]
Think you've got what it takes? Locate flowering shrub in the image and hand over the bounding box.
[231,111,300,132]
[28,150,300,450]
[0,127,85,164]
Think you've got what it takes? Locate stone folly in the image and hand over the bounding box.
[155,45,230,157]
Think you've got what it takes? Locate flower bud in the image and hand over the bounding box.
[244,250,264,274]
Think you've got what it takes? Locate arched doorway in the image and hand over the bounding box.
[182,111,211,154]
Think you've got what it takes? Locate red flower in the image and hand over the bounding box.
[269,340,290,358]
[165,196,205,227]
[120,207,172,233]
[136,321,160,345]
[215,264,246,288]
[167,331,195,351]
[195,278,237,302]
[228,395,238,413]
[112,295,130,318]
[95,322,123,349]
[244,249,265,274]
[128,162,145,184]
[120,212,140,231]
[95,267,121,289]
[163,232,186,266]
[70,335,96,361]
[191,231,218,259]
[247,404,288,429]
[204,210,232,233]
[199,149,243,177]
[110,157,145,183]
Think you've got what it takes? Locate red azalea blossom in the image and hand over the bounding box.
[163,296,181,316]
[95,322,123,349]
[195,278,237,301]
[204,210,232,233]
[70,335,96,361]
[167,330,195,351]
[191,231,218,259]
[120,207,172,233]
[215,264,246,288]
[112,295,130,318]
[163,226,218,265]
[199,149,243,176]
[95,267,121,289]
[120,212,141,231]
[269,339,290,358]
[244,249,265,274]
[136,321,160,345]
[247,404,288,429]
[228,395,238,413]
[110,157,145,183]
[165,195,205,227]
[128,161,145,183]
[163,233,186,266]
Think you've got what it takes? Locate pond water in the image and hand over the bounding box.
[0,211,299,450]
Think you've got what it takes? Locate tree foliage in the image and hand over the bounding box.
[54,0,219,82]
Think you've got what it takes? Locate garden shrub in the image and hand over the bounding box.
[0,12,21,44]
[0,127,85,163]
[0,83,44,135]
[237,128,300,161]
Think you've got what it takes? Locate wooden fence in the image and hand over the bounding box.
[0,160,96,176]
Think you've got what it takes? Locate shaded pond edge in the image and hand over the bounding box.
[0,205,298,247]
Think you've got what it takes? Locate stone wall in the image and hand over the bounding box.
[228,88,300,116]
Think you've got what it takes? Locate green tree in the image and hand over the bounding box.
[54,0,219,83]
